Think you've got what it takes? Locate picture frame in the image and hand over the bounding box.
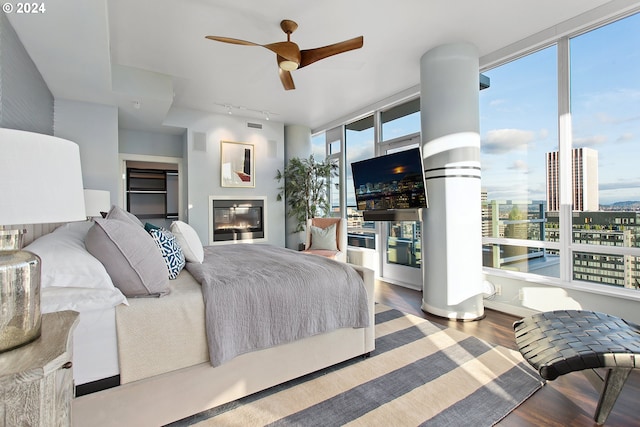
[220,141,255,188]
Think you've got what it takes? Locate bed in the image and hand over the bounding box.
[24,210,375,427]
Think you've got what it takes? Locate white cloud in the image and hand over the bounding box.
[573,134,607,147]
[489,99,507,108]
[481,128,535,154]
[616,132,635,143]
[538,128,549,140]
[509,159,529,172]
[599,178,640,191]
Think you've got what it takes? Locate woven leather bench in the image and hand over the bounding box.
[513,310,640,425]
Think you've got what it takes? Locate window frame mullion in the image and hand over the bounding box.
[558,36,573,283]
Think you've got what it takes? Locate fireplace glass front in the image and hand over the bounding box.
[211,198,265,242]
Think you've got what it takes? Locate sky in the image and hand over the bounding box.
[316,11,640,208]
[480,11,640,206]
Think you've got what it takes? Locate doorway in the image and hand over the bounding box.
[377,140,423,290]
[119,153,183,228]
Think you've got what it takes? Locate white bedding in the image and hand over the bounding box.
[115,270,208,384]
[72,307,119,384]
[28,219,372,393]
[29,222,127,386]
[41,287,121,385]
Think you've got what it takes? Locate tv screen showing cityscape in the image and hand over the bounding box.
[351,147,427,212]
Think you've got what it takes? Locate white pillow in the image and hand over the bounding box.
[170,221,204,263]
[24,221,122,293]
[41,287,129,314]
[308,223,338,251]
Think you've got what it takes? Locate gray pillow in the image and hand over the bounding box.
[105,205,144,227]
[85,218,170,297]
[308,223,338,251]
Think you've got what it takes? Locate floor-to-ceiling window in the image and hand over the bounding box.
[344,116,376,248]
[325,126,344,217]
[378,99,423,287]
[311,133,326,160]
[568,12,640,290]
[380,98,421,141]
[479,45,559,277]
[480,11,640,294]
[312,9,640,297]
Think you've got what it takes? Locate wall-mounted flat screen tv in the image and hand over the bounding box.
[351,147,428,221]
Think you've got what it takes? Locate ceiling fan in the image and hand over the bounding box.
[206,19,364,90]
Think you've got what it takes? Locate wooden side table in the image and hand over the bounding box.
[0,310,79,427]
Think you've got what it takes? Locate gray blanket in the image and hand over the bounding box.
[186,244,369,367]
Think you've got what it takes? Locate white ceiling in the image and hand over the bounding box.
[7,0,636,135]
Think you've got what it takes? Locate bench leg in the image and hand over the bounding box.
[593,368,632,425]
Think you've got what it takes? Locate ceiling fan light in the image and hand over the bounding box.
[279,60,299,71]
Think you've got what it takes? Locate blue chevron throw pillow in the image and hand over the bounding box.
[149,228,186,280]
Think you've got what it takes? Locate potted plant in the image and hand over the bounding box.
[275,155,338,246]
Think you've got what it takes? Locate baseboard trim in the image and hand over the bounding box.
[75,375,120,397]
[484,300,538,319]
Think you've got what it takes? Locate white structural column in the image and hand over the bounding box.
[420,42,484,320]
[283,124,312,249]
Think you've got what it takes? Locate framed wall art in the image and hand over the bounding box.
[220,141,255,188]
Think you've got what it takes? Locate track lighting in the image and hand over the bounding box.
[216,103,276,121]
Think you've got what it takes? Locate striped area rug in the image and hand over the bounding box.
[170,304,544,426]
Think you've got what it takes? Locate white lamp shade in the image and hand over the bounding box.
[0,128,86,226]
[84,189,111,217]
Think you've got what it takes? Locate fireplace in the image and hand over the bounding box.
[209,196,266,244]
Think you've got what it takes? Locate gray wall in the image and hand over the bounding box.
[54,99,119,206]
[0,12,53,134]
[165,108,286,248]
[119,128,185,158]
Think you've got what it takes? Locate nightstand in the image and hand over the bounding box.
[0,310,79,426]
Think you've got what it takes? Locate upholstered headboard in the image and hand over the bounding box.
[0,223,65,247]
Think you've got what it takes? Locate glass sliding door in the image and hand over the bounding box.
[379,138,423,289]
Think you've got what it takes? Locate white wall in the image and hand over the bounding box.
[54,99,119,206]
[165,108,286,248]
[483,271,640,324]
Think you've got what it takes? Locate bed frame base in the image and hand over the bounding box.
[75,375,120,397]
[73,264,375,427]
[73,326,372,426]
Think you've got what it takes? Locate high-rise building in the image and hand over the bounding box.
[546,147,599,211]
[546,211,640,289]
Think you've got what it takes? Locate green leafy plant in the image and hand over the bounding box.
[275,155,338,233]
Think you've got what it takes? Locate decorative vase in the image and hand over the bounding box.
[0,229,41,353]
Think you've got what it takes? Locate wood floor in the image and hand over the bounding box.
[374,280,640,427]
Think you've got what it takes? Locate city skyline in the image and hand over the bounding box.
[315,12,639,209]
[479,12,639,206]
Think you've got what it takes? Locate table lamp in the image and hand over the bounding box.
[84,189,111,219]
[0,128,86,352]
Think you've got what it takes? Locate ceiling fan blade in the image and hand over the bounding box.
[299,36,363,68]
[264,41,301,64]
[205,36,261,47]
[207,37,300,65]
[278,68,295,90]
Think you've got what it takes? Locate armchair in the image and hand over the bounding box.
[303,217,347,262]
